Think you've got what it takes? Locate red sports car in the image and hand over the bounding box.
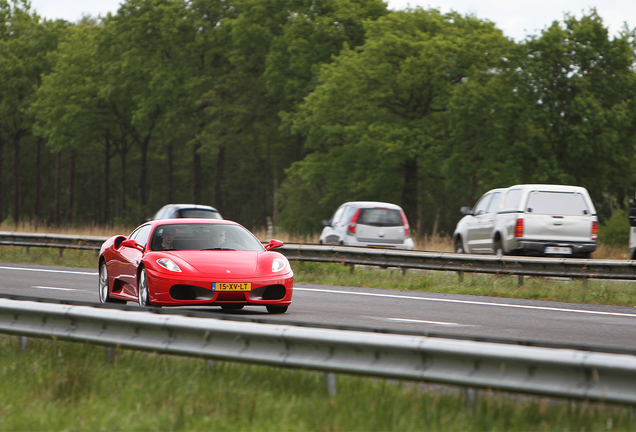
[98,219,293,313]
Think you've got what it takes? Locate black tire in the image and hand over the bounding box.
[454,237,464,254]
[138,268,150,307]
[266,305,288,314]
[630,249,636,260]
[221,304,245,311]
[98,261,126,304]
[494,238,503,257]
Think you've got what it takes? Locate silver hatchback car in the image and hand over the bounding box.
[149,204,223,221]
[319,201,414,250]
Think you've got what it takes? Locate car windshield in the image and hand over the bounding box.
[150,223,264,251]
[357,208,403,227]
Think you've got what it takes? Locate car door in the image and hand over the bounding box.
[465,193,493,253]
[119,224,152,296]
[323,205,351,244]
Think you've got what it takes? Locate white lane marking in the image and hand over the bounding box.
[31,286,76,291]
[295,287,636,318]
[388,318,467,326]
[0,265,97,276]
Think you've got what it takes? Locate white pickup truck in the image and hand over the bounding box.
[453,184,598,258]
[628,199,636,260]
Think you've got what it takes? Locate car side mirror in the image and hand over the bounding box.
[460,206,473,216]
[322,219,332,227]
[121,239,144,251]
[629,206,636,226]
[265,239,284,251]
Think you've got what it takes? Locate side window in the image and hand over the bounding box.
[500,189,522,213]
[331,206,347,225]
[130,225,152,248]
[486,192,501,214]
[472,194,492,216]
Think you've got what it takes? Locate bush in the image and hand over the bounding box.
[598,210,629,247]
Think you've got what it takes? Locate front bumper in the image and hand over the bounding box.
[145,268,293,307]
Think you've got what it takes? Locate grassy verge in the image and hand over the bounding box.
[0,336,633,431]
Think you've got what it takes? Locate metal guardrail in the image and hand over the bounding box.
[0,231,635,282]
[2,297,636,405]
[0,231,105,251]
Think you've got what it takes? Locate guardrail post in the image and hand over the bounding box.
[105,346,116,363]
[518,275,524,288]
[457,271,464,283]
[25,246,29,255]
[20,336,28,352]
[326,372,337,397]
[463,387,478,407]
[346,263,355,273]
[402,267,408,277]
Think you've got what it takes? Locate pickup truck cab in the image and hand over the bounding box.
[453,184,598,258]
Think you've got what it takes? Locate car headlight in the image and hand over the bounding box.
[272,258,287,272]
[156,258,182,272]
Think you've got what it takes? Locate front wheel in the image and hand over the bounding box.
[454,237,464,254]
[138,268,150,307]
[98,262,125,304]
[266,305,288,314]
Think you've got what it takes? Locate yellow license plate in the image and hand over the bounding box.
[212,282,251,291]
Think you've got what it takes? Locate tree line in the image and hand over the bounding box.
[1,0,635,236]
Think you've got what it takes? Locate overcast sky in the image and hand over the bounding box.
[28,0,636,42]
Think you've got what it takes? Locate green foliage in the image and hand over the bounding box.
[598,209,630,247]
[1,1,636,237]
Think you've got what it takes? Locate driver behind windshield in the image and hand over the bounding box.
[206,228,226,249]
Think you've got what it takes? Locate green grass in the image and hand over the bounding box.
[0,336,633,431]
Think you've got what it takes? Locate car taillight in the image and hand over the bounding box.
[348,209,361,234]
[400,210,410,237]
[591,221,598,241]
[514,218,524,238]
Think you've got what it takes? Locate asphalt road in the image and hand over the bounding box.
[2,262,636,352]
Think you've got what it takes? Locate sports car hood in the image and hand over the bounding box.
[168,250,261,274]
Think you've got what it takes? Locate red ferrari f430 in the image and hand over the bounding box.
[98,219,293,313]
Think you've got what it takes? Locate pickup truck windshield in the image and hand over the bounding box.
[526,192,590,216]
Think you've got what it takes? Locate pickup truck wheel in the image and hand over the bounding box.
[494,239,503,257]
[454,237,464,254]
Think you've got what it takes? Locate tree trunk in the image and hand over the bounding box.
[168,144,174,203]
[12,134,21,224]
[34,138,42,228]
[0,134,6,222]
[67,150,76,225]
[138,136,149,207]
[103,137,111,225]
[214,145,225,212]
[193,142,202,204]
[401,157,418,230]
[55,152,61,228]
[120,142,128,219]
